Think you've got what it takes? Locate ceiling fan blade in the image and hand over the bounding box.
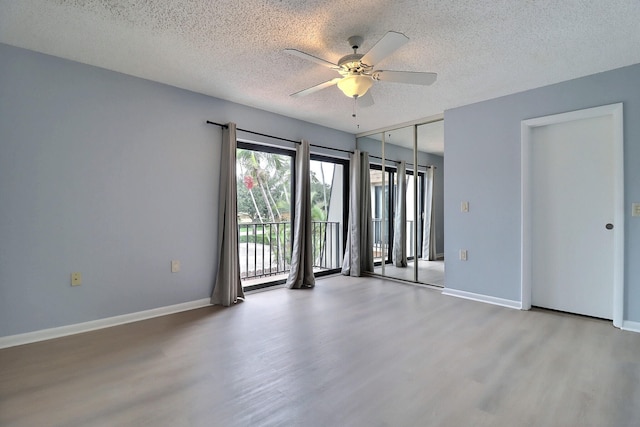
[291,78,342,97]
[284,49,338,69]
[357,91,375,108]
[372,70,437,86]
[360,31,409,66]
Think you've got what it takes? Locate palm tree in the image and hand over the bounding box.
[237,150,275,221]
[236,149,336,273]
[237,162,264,223]
[319,162,329,220]
[236,148,291,270]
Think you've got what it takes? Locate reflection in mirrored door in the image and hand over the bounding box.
[369,165,391,268]
[357,119,445,287]
[417,121,445,286]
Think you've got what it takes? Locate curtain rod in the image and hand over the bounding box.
[206,120,435,168]
[368,154,434,169]
[206,121,352,154]
[207,121,299,144]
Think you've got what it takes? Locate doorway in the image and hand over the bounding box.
[521,103,624,326]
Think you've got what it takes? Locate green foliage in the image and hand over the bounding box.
[236,148,332,223]
[236,149,335,269]
[310,205,325,221]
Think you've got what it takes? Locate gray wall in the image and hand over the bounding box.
[444,63,640,322]
[0,43,355,337]
[356,136,445,255]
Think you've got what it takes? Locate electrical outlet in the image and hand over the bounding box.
[171,260,181,273]
[461,201,469,213]
[71,272,82,286]
[459,250,468,261]
[633,203,640,217]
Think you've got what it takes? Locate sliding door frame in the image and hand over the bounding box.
[236,141,295,291]
[310,153,349,277]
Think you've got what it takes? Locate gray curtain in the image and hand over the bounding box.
[342,150,374,276]
[392,161,407,267]
[421,167,437,261]
[286,140,316,289]
[211,123,245,305]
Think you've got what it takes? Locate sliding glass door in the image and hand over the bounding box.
[235,143,348,290]
[236,142,293,289]
[309,155,348,276]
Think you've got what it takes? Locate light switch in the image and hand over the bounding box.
[633,203,640,217]
[461,201,469,213]
[459,250,468,261]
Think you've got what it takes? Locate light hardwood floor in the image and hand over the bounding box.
[1,276,639,426]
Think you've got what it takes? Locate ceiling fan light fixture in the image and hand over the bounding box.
[337,74,373,98]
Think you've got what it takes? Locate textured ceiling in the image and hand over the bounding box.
[1,0,640,139]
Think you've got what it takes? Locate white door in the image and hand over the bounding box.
[530,115,615,319]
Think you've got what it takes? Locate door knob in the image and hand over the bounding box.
[606,223,614,230]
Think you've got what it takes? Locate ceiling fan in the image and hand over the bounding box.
[285,31,437,107]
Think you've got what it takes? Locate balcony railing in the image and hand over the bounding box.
[372,218,415,262]
[311,221,342,270]
[238,221,341,281]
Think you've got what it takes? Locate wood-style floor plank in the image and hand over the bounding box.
[1,276,639,426]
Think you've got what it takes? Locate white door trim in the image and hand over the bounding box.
[521,103,624,327]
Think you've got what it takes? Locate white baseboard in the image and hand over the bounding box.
[621,320,640,334]
[442,288,522,310]
[0,298,212,349]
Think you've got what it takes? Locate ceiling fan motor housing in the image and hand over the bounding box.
[337,53,372,75]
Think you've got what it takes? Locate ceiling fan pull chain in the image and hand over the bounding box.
[352,96,357,118]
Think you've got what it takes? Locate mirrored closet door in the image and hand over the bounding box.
[356,119,444,286]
